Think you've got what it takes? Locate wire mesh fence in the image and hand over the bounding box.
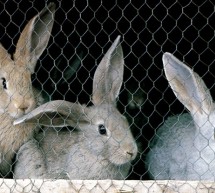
[0,0,215,192]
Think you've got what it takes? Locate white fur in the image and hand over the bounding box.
[146,52,215,180]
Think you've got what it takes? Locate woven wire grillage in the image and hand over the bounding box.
[0,0,215,191]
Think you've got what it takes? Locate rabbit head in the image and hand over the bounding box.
[14,36,138,167]
[163,52,214,138]
[0,3,55,118]
[126,81,145,110]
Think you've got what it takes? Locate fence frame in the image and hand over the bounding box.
[1,179,215,193]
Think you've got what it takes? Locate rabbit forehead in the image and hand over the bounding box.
[87,104,129,130]
[1,64,31,82]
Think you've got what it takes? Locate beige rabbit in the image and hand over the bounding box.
[13,36,138,180]
[0,3,55,177]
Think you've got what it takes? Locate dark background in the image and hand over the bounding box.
[1,0,215,180]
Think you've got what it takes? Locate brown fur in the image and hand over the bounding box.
[0,3,55,177]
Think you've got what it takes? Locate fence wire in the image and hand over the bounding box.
[0,0,215,192]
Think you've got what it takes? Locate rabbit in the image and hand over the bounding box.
[120,79,146,137]
[146,52,215,180]
[123,80,147,179]
[117,78,147,179]
[43,52,83,101]
[13,36,138,180]
[126,80,146,110]
[0,3,55,177]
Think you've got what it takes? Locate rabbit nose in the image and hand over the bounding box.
[126,151,134,157]
[19,106,28,112]
[14,103,29,112]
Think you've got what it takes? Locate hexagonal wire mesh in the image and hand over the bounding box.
[0,0,215,191]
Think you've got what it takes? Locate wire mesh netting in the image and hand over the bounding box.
[0,0,215,192]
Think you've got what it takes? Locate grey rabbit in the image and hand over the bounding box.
[13,36,138,180]
[146,52,215,180]
[0,3,55,177]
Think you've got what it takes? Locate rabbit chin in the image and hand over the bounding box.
[109,151,134,165]
[9,108,30,119]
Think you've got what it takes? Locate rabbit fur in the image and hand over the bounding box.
[146,52,215,180]
[0,3,55,177]
[43,52,82,101]
[13,36,138,180]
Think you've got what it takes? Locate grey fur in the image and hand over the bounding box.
[146,52,215,180]
[13,36,138,180]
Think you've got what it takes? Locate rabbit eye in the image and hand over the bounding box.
[1,78,7,89]
[31,73,37,84]
[31,73,36,80]
[98,124,107,135]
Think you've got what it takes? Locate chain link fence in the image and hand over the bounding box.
[0,0,215,192]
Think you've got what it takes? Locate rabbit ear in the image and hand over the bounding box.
[62,51,83,83]
[13,100,88,127]
[0,44,11,64]
[92,35,124,105]
[14,3,55,73]
[163,52,213,115]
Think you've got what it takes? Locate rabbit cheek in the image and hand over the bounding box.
[0,92,9,114]
[87,137,106,156]
[0,92,17,117]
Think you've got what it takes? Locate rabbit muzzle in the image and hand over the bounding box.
[11,97,36,118]
[125,143,138,160]
[126,151,135,158]
[110,141,138,165]
[123,139,138,161]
